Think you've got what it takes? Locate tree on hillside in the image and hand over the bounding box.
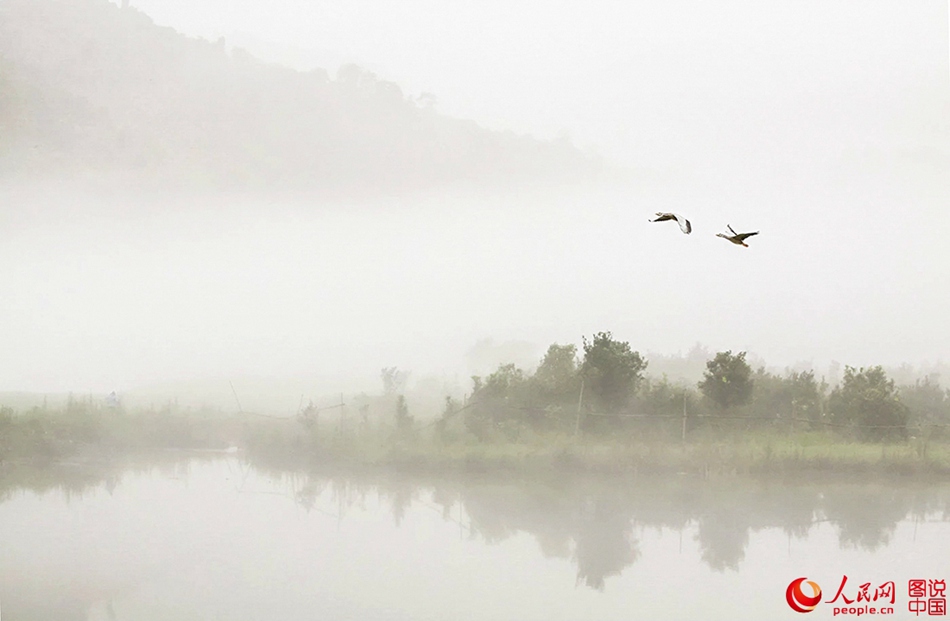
[581,332,647,415]
[828,366,908,441]
[0,0,598,190]
[698,351,753,412]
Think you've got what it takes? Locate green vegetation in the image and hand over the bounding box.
[581,332,648,425]
[0,398,242,465]
[829,366,910,441]
[698,350,753,412]
[2,334,950,478]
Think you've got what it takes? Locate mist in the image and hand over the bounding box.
[4,5,950,616]
[125,0,950,167]
[1,0,949,401]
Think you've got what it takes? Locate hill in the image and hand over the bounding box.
[0,0,599,192]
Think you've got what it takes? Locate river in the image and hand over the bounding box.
[1,458,947,620]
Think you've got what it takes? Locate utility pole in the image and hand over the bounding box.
[573,379,585,439]
[681,391,687,443]
[229,380,244,415]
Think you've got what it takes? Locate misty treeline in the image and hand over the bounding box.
[2,333,949,472]
[0,0,595,190]
[428,332,949,443]
[2,331,949,468]
[0,396,241,463]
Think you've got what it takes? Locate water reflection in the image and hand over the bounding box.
[234,461,950,589]
[452,476,949,586]
[1,458,949,619]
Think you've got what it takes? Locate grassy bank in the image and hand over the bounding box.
[242,418,950,479]
[3,403,950,479]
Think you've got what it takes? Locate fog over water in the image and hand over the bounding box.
[3,3,950,619]
[1,0,948,402]
[2,460,950,620]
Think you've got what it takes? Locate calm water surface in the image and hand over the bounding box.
[1,459,948,620]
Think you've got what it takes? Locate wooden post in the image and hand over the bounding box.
[574,379,585,439]
[681,391,687,443]
[339,393,346,436]
[229,380,244,414]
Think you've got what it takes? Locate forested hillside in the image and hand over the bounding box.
[0,0,597,191]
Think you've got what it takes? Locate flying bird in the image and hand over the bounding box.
[716,225,759,247]
[648,212,692,234]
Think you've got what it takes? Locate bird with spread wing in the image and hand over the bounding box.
[648,212,692,234]
[716,225,759,247]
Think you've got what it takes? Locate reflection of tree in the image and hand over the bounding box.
[535,530,572,559]
[422,476,949,585]
[573,495,639,589]
[768,487,822,539]
[696,508,749,572]
[822,487,910,551]
[463,483,575,547]
[455,483,640,589]
[294,480,324,513]
[691,483,823,571]
[6,456,950,599]
[908,488,950,524]
[385,482,415,527]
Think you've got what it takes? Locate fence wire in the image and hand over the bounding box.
[443,401,950,432]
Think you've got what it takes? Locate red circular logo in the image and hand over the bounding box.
[786,577,822,613]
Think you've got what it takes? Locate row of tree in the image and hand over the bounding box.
[433,332,949,442]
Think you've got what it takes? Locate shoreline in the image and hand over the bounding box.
[6,438,942,481]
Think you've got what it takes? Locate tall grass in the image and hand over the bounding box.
[3,402,950,478]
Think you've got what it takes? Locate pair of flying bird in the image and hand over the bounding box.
[648,212,759,247]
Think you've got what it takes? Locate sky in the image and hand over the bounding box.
[119,0,950,167]
[1,1,949,400]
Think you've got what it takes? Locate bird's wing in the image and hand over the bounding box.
[737,231,759,241]
[727,224,738,236]
[649,212,673,222]
[674,214,692,234]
